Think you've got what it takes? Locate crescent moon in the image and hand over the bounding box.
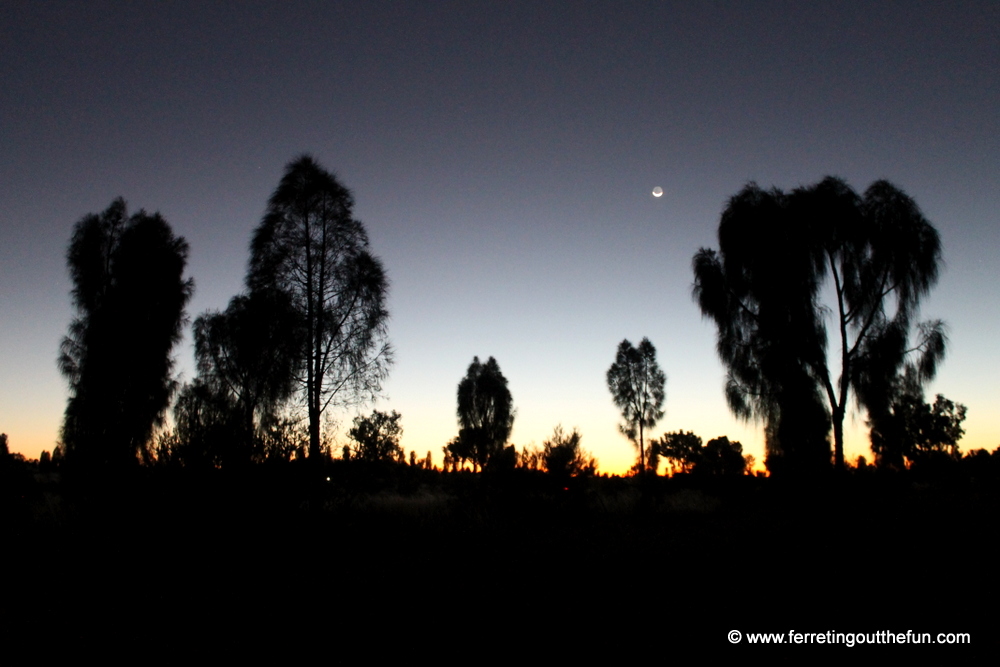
[652,187,663,197]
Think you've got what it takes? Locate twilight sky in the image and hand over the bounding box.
[2,1,998,473]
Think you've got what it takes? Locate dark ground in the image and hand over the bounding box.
[3,463,997,655]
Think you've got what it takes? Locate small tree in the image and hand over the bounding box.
[193,289,302,461]
[542,425,596,478]
[654,430,703,475]
[348,410,404,463]
[167,380,240,468]
[606,338,666,473]
[694,437,746,477]
[453,356,515,471]
[870,392,966,469]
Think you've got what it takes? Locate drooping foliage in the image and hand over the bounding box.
[59,198,193,467]
[692,184,830,474]
[247,155,392,460]
[162,379,239,468]
[193,289,302,462]
[693,177,945,473]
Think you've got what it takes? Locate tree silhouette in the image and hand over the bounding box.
[59,198,193,468]
[452,356,515,472]
[248,156,392,460]
[161,379,238,467]
[692,184,830,474]
[348,409,404,463]
[800,178,946,470]
[694,436,746,477]
[654,430,703,475]
[693,177,945,473]
[541,425,596,479]
[606,338,665,473]
[193,289,302,462]
[870,392,967,469]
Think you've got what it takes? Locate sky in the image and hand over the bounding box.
[2,1,998,474]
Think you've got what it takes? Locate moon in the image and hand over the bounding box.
[652,186,663,198]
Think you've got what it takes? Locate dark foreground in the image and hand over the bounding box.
[4,464,997,655]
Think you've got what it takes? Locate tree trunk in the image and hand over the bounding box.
[639,422,645,474]
[308,400,321,461]
[832,405,845,471]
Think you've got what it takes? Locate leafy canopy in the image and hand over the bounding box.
[451,356,515,471]
[693,177,945,473]
[59,198,193,467]
[606,338,666,472]
[248,155,392,459]
[348,409,404,463]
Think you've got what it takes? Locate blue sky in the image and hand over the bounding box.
[2,1,998,472]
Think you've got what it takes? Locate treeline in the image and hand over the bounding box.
[55,156,390,471]
[43,157,978,479]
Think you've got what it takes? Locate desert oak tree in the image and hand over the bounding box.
[693,177,945,472]
[606,338,666,473]
[59,198,193,467]
[451,356,515,471]
[248,156,391,460]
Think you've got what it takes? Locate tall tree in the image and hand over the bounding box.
[193,289,302,462]
[606,338,666,473]
[803,178,945,470]
[452,356,515,471]
[693,177,945,473]
[248,156,392,460]
[59,198,193,467]
[692,184,831,474]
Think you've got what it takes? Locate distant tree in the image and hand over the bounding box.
[694,436,746,477]
[248,155,392,461]
[517,443,544,471]
[193,289,302,461]
[606,338,666,473]
[452,356,515,472]
[654,430,703,475]
[58,198,193,468]
[693,177,946,473]
[541,425,596,478]
[348,409,404,463]
[870,392,967,469]
[444,439,469,471]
